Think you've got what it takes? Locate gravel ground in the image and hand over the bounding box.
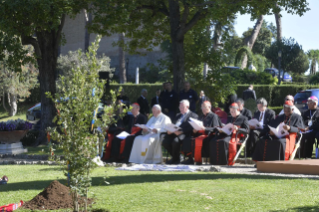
[1,156,318,179]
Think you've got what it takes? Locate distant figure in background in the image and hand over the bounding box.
[179,82,199,112]
[159,82,167,105]
[236,98,252,120]
[198,90,210,107]
[116,88,130,106]
[137,89,150,116]
[161,82,178,121]
[243,84,257,101]
[224,93,237,115]
[151,89,161,108]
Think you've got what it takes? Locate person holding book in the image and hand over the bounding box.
[182,101,222,165]
[162,100,198,164]
[102,103,147,162]
[129,104,171,164]
[300,96,319,158]
[208,102,249,165]
[246,98,275,157]
[252,100,304,162]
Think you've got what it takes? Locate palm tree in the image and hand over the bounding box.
[307,50,319,75]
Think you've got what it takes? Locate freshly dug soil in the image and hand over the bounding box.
[23,180,93,210]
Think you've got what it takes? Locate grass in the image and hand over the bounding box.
[0,166,318,212]
[22,145,64,156]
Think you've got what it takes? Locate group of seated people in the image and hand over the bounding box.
[102,94,318,166]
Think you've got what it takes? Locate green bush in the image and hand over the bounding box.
[230,69,277,85]
[309,73,319,84]
[21,130,39,146]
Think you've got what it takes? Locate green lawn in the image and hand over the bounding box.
[23,145,64,156]
[0,166,318,212]
[0,102,34,122]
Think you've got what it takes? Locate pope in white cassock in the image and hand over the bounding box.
[129,104,171,164]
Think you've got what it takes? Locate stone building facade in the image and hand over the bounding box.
[60,12,166,81]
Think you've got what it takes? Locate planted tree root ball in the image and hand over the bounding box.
[22,180,94,210]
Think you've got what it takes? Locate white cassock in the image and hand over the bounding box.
[129,113,171,164]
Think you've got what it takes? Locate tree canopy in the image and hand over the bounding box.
[266,37,309,75]
[0,0,89,145]
[90,0,310,91]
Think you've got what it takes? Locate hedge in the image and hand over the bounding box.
[26,83,319,108]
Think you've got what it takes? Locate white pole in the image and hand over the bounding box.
[136,67,139,84]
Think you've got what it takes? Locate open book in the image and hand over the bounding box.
[188,117,205,131]
[116,131,130,139]
[268,122,289,138]
[135,124,154,132]
[248,119,263,129]
[164,123,181,132]
[217,123,234,135]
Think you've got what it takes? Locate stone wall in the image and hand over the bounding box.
[60,11,167,81]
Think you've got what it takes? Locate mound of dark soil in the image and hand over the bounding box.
[23,180,93,210]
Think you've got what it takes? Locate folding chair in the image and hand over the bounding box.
[233,129,249,164]
[289,132,303,160]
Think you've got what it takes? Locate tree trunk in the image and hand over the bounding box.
[118,32,126,84]
[169,0,185,93]
[241,15,263,69]
[9,93,17,116]
[2,92,9,113]
[83,8,92,52]
[171,39,185,93]
[33,31,59,146]
[275,4,282,41]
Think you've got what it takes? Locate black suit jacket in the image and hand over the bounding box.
[137,96,150,116]
[253,108,276,128]
[174,111,199,135]
[241,108,252,120]
[151,96,160,108]
[242,89,256,101]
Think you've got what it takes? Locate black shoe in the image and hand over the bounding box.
[166,159,180,165]
[254,164,257,168]
[181,157,194,165]
[195,162,202,165]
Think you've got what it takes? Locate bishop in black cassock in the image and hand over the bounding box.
[300,96,319,158]
[208,103,249,165]
[182,101,222,164]
[252,100,304,161]
[237,98,252,120]
[102,103,147,162]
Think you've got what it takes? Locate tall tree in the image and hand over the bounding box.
[90,0,309,92]
[266,38,309,76]
[275,3,283,41]
[0,0,88,145]
[83,7,93,52]
[241,15,264,69]
[307,50,319,75]
[118,33,127,83]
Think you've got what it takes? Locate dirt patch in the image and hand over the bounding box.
[23,180,93,210]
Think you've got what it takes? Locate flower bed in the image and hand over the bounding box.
[0,119,33,144]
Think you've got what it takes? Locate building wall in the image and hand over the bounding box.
[60,12,167,81]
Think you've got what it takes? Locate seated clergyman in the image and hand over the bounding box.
[129,104,171,164]
[246,98,275,157]
[252,100,304,162]
[162,100,198,164]
[300,96,319,159]
[102,103,147,162]
[191,101,222,165]
[208,102,249,165]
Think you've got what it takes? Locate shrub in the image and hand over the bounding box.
[21,130,39,146]
[230,69,277,85]
[309,73,319,84]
